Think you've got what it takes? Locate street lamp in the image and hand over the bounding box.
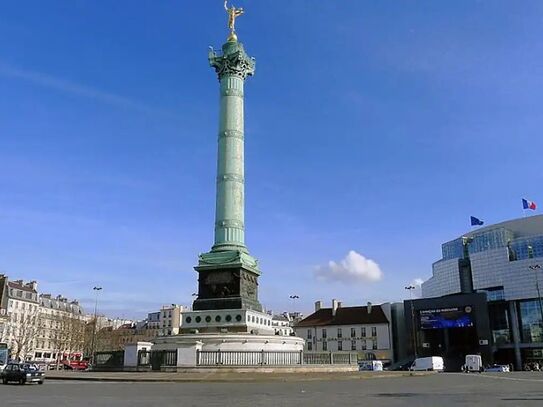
[529,264,543,337]
[90,286,102,366]
[405,285,418,359]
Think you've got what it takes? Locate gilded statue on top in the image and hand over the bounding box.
[224,1,244,40]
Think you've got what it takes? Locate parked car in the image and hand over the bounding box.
[409,356,444,372]
[485,364,510,372]
[1,363,45,385]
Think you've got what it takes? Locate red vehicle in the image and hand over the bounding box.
[59,360,88,370]
[68,360,89,370]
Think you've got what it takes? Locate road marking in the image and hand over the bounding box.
[448,373,543,383]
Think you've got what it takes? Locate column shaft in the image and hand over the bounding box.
[213,75,246,251]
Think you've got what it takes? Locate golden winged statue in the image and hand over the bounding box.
[224,0,244,40]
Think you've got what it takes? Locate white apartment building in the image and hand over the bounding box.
[35,294,85,363]
[294,300,395,363]
[0,275,86,362]
[158,305,184,336]
[271,314,294,336]
[3,279,40,360]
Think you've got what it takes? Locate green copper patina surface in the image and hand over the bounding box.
[193,34,263,312]
[209,39,254,253]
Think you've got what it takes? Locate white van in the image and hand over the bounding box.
[409,356,444,372]
[358,360,383,371]
[463,354,483,373]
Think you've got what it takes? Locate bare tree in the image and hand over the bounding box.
[10,308,41,360]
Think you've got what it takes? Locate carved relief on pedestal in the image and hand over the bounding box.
[240,271,258,301]
[200,270,241,298]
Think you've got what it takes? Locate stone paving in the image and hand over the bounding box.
[44,369,426,382]
[2,372,543,406]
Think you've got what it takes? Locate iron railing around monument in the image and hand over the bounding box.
[93,351,125,371]
[196,350,358,366]
[138,350,178,370]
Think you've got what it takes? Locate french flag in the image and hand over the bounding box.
[522,198,537,210]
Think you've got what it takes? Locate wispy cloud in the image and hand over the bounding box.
[0,62,170,116]
[408,278,424,298]
[314,250,383,284]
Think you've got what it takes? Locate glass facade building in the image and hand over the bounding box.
[421,215,543,369]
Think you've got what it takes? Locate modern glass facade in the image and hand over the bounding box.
[519,300,543,343]
[488,302,511,345]
[442,238,468,261]
[509,236,543,261]
[467,228,514,256]
[421,215,543,369]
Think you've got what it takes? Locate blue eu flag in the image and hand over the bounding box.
[470,216,484,226]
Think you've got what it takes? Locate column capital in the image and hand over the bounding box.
[209,41,255,80]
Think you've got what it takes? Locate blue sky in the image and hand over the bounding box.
[1,1,543,319]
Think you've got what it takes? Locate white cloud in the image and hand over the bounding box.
[412,278,424,287]
[407,278,424,298]
[314,250,383,284]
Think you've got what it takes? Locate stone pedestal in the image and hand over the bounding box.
[153,333,305,368]
[123,341,153,370]
[193,251,262,312]
[176,341,204,368]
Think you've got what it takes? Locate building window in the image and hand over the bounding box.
[322,341,327,351]
[372,340,378,350]
[519,300,543,343]
[351,340,356,351]
[337,328,342,338]
[322,328,327,339]
[361,327,366,337]
[361,340,367,350]
[371,327,377,337]
[338,341,343,351]
[307,342,312,351]
[351,328,356,338]
[307,329,312,339]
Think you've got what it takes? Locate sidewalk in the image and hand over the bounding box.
[46,370,433,383]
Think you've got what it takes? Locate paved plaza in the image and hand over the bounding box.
[2,372,543,406]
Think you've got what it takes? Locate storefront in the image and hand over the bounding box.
[404,293,492,371]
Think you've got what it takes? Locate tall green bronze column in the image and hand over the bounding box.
[210,40,254,253]
[192,31,263,312]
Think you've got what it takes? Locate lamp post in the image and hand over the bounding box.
[90,286,102,366]
[529,264,543,337]
[405,285,418,358]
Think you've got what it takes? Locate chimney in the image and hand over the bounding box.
[337,301,342,309]
[314,301,322,312]
[367,302,372,314]
[332,299,339,316]
[28,281,38,291]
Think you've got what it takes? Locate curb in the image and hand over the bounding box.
[46,371,435,383]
